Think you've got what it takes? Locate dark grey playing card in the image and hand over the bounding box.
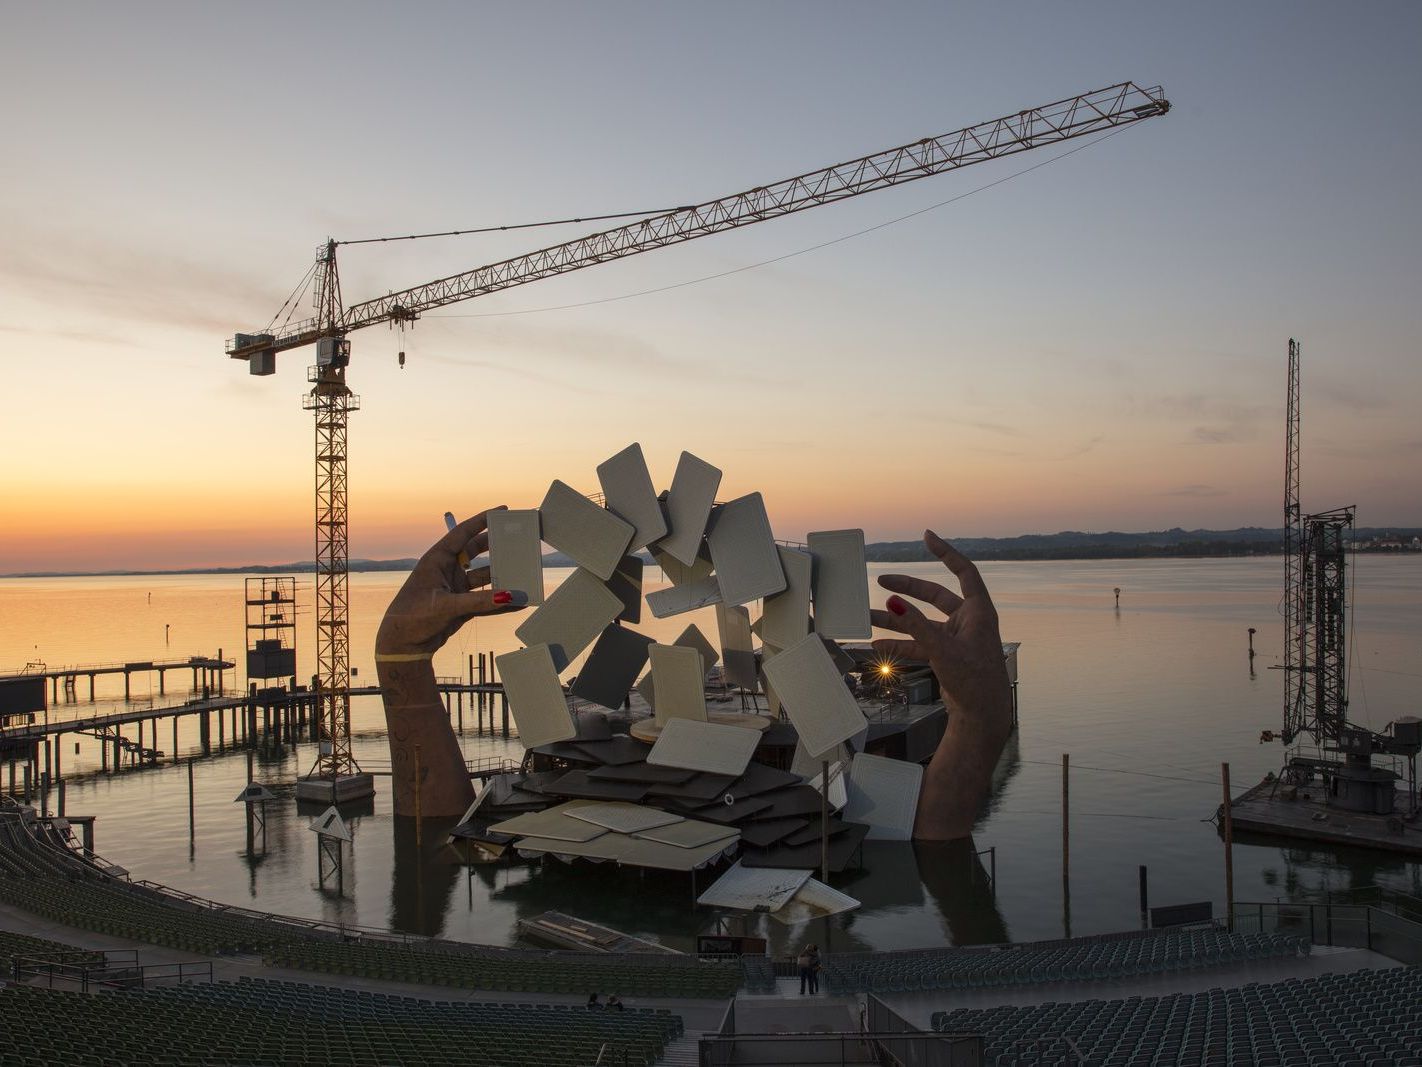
[570,625,654,711]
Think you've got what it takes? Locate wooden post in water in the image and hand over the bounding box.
[187,758,195,842]
[1221,762,1235,932]
[172,717,179,763]
[1062,753,1071,939]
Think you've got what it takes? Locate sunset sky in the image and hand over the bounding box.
[2,2,1419,572]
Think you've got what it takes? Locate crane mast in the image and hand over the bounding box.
[227,82,1170,796]
[1282,339,1303,742]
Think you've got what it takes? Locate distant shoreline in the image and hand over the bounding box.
[6,526,1418,579]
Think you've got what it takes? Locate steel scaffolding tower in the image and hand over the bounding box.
[297,243,363,785]
[1298,506,1355,746]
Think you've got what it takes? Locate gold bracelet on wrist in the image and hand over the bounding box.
[374,652,434,663]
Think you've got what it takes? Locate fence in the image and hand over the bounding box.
[13,950,213,992]
[867,996,983,1067]
[1232,900,1422,964]
[1324,884,1422,922]
[698,999,737,1067]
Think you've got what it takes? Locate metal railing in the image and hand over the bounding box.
[1323,884,1422,922]
[698,1031,982,1067]
[1232,900,1422,965]
[13,951,213,992]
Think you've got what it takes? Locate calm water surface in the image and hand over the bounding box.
[2,557,1419,954]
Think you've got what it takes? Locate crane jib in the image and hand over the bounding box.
[227,81,1168,365]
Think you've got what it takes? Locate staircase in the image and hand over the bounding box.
[656,1028,705,1066]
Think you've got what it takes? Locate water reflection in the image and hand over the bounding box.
[1248,836,1422,901]
[388,815,462,936]
[30,558,1419,951]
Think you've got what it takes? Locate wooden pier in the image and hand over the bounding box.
[26,655,235,704]
[0,652,515,803]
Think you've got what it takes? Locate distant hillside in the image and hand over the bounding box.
[866,527,1421,562]
[5,527,1419,578]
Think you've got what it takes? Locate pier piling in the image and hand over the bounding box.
[1062,753,1071,939]
[1139,865,1149,927]
[1222,762,1235,931]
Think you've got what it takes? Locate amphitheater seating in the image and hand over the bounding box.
[0,929,103,974]
[825,927,1311,994]
[933,965,1422,1067]
[0,977,682,1066]
[263,938,740,998]
[0,809,739,998]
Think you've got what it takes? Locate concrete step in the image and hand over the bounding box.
[657,1029,704,1066]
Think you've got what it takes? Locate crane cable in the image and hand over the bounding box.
[427,124,1138,321]
[263,258,319,335]
[336,207,696,247]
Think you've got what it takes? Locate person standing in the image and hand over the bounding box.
[798,943,821,995]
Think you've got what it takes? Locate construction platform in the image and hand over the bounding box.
[295,772,376,805]
[1228,776,1422,857]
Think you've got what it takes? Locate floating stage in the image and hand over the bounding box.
[1227,776,1422,857]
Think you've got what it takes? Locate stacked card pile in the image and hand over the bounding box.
[492,444,877,767]
[455,443,923,877]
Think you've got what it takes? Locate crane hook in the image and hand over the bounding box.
[398,350,406,369]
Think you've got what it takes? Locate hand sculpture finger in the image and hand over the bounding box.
[878,573,964,616]
[926,530,992,604]
[870,599,934,643]
[447,588,527,623]
[871,637,929,663]
[465,565,492,590]
[428,509,500,569]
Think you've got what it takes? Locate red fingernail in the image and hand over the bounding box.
[887,595,907,616]
[493,591,512,605]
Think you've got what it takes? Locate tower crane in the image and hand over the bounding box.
[1275,340,1419,816]
[227,82,1170,798]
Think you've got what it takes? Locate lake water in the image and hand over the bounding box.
[2,556,1419,955]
